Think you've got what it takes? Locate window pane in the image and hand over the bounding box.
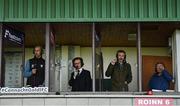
[96,23,138,92]
[141,22,177,92]
[53,23,93,93]
[2,25,24,88]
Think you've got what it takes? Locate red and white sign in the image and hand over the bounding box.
[134,98,174,106]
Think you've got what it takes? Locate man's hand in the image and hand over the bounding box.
[159,65,165,71]
[111,59,117,65]
[32,69,37,74]
[125,81,128,84]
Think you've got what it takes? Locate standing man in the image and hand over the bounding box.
[105,50,132,91]
[69,57,92,91]
[24,46,45,87]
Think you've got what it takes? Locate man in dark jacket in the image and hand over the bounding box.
[105,50,132,91]
[69,57,92,91]
[24,46,45,87]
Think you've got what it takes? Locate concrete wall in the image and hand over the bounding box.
[0,95,179,106]
[0,97,135,106]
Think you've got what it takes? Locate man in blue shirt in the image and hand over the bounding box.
[149,62,174,92]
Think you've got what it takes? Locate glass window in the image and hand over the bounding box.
[52,23,93,93]
[95,23,138,92]
[141,23,176,92]
[1,25,25,88]
[1,22,180,95]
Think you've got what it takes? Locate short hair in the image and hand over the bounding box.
[72,57,84,67]
[116,50,126,60]
[33,46,43,55]
[155,62,165,72]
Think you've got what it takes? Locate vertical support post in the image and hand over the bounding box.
[137,23,142,92]
[172,30,180,92]
[0,23,2,86]
[22,32,25,87]
[45,23,50,90]
[92,23,96,92]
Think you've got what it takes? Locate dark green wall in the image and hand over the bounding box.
[0,0,180,22]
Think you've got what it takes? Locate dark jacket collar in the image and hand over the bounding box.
[33,56,43,60]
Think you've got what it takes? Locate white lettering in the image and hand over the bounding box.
[4,29,22,43]
[165,100,170,105]
[151,99,157,104]
[138,100,143,104]
[138,99,163,105]
[144,100,149,104]
[157,99,163,104]
[0,87,48,93]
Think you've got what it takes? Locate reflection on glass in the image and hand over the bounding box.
[2,25,24,88]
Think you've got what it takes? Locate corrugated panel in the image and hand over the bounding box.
[0,0,180,22]
[0,0,4,21]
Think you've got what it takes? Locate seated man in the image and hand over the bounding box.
[149,62,174,92]
[68,57,92,91]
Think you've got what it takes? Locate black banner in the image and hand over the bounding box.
[2,26,24,46]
